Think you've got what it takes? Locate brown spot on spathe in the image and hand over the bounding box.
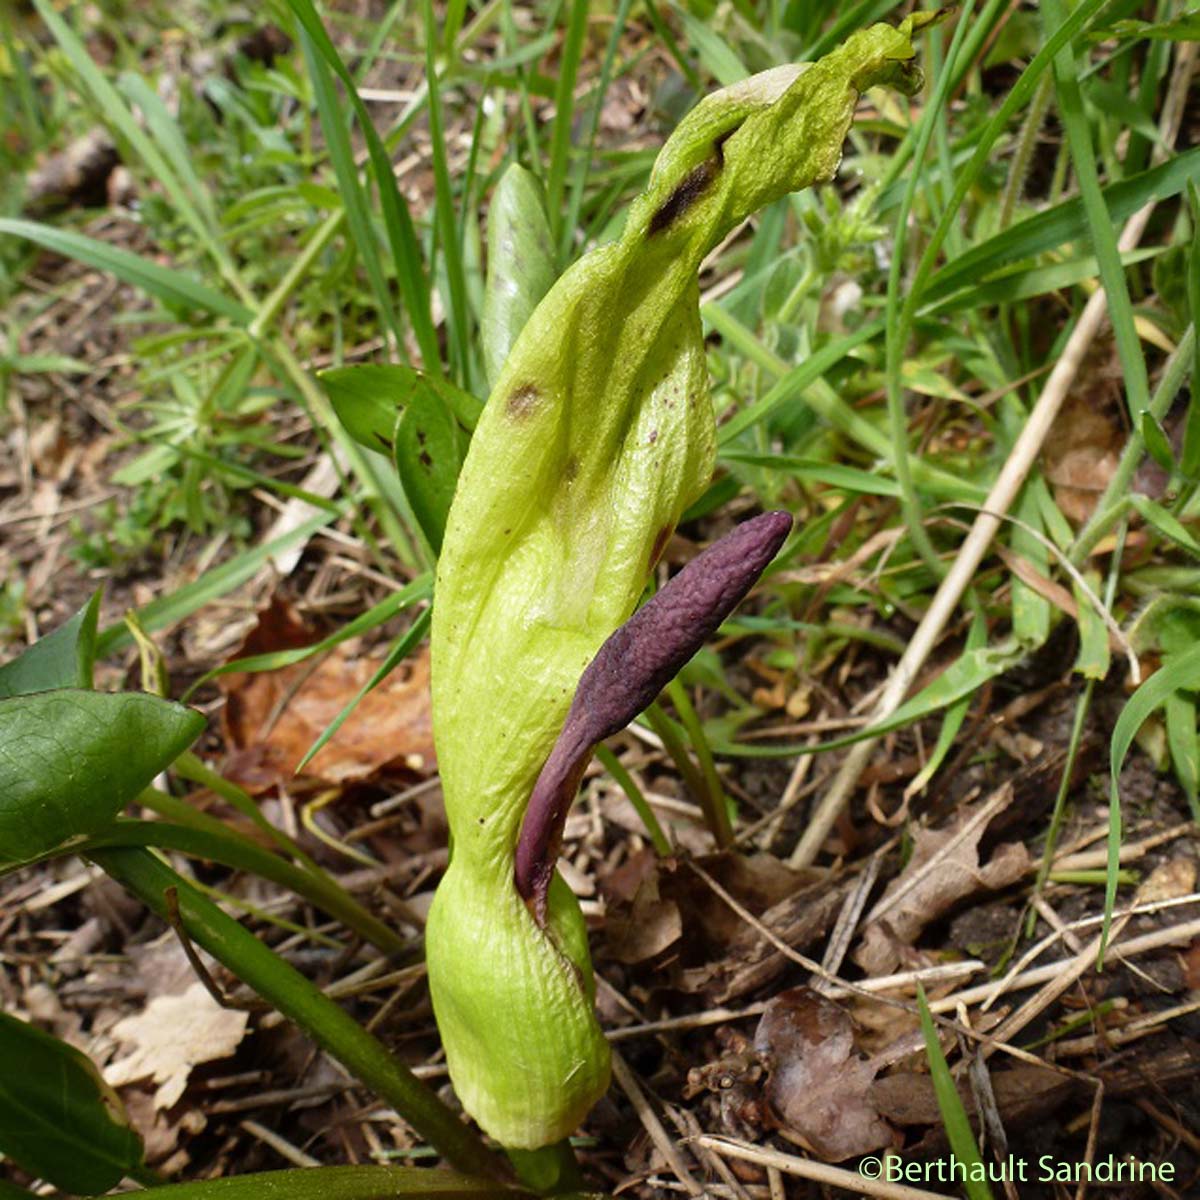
[648,156,720,236]
[505,382,541,418]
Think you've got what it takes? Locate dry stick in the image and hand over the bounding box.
[979,907,1128,1051]
[790,202,1158,870]
[979,885,1200,1012]
[611,1050,710,1198]
[929,914,1200,1013]
[693,1136,948,1200]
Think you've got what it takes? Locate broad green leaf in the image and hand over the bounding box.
[0,219,248,322]
[482,164,557,389]
[319,364,482,453]
[394,382,464,554]
[916,988,993,1200]
[427,18,934,1149]
[321,365,406,452]
[0,1010,144,1194]
[0,590,100,699]
[0,690,204,862]
[131,1165,520,1199]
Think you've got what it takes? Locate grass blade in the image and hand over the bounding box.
[0,219,249,322]
[1042,0,1151,422]
[300,31,405,351]
[546,0,591,250]
[916,986,994,1200]
[284,0,441,371]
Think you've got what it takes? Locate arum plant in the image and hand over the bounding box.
[427,16,935,1151]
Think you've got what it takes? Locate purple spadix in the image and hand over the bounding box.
[515,510,793,919]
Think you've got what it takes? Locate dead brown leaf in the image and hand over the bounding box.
[753,987,897,1161]
[1042,393,1124,523]
[104,983,249,1109]
[855,788,1029,976]
[606,859,683,964]
[219,595,435,790]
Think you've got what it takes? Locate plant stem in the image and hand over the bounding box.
[248,210,346,341]
[131,1165,520,1198]
[506,1141,582,1195]
[90,847,506,1181]
[112,801,411,958]
[173,752,322,873]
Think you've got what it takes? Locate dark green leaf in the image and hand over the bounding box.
[0,590,101,699]
[319,364,483,451]
[393,383,465,554]
[0,1010,144,1194]
[0,690,204,862]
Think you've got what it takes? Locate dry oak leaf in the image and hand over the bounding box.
[855,786,1029,977]
[219,596,435,790]
[104,983,249,1109]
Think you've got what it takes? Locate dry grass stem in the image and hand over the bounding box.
[611,1049,709,1198]
[693,1136,950,1200]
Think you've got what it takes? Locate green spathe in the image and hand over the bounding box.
[428,16,930,1149]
